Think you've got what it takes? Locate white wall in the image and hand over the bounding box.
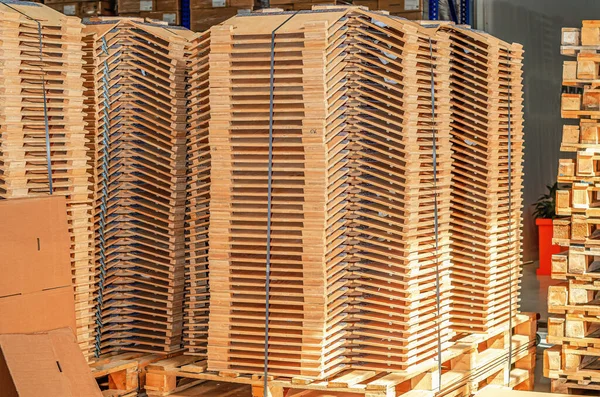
[476,0,600,261]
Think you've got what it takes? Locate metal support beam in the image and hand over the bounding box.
[181,0,190,28]
[460,0,472,25]
[447,0,458,23]
[429,0,439,20]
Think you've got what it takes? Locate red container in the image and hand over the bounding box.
[536,218,562,276]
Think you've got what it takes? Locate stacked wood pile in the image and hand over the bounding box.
[0,1,96,359]
[195,6,526,381]
[183,30,211,356]
[545,20,600,392]
[82,17,195,356]
[425,23,524,333]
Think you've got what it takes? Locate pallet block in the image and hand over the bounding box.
[146,313,536,397]
[90,352,172,396]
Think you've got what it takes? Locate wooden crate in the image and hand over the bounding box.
[146,313,536,397]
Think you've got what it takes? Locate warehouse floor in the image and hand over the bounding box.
[520,262,559,392]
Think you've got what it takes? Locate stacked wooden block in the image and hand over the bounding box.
[430,24,524,333]
[546,21,600,391]
[184,30,212,356]
[200,7,525,379]
[82,17,194,355]
[0,1,96,359]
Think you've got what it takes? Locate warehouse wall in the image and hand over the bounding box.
[476,0,600,261]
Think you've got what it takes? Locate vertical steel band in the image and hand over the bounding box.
[428,38,443,392]
[264,12,299,397]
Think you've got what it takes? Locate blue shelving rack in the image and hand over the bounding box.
[428,0,472,25]
[181,0,191,29]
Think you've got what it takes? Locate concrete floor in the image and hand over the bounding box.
[519,262,560,392]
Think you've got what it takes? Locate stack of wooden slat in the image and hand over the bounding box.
[345,13,454,372]
[0,1,96,359]
[184,30,211,356]
[425,24,525,333]
[82,17,194,355]
[545,21,600,389]
[204,6,455,378]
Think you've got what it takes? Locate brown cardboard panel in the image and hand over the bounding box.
[81,1,113,15]
[0,328,102,397]
[0,287,76,335]
[378,0,422,12]
[118,0,154,13]
[0,196,71,298]
[191,7,237,32]
[156,0,179,11]
[140,10,180,24]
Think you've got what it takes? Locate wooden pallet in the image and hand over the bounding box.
[82,17,196,355]
[145,313,536,397]
[551,247,600,280]
[546,344,600,385]
[147,375,533,397]
[548,19,600,393]
[551,378,600,395]
[90,352,168,396]
[553,215,600,246]
[0,1,96,359]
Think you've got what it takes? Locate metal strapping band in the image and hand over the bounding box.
[428,38,443,392]
[1,1,54,193]
[506,47,514,386]
[94,36,112,357]
[264,11,299,397]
